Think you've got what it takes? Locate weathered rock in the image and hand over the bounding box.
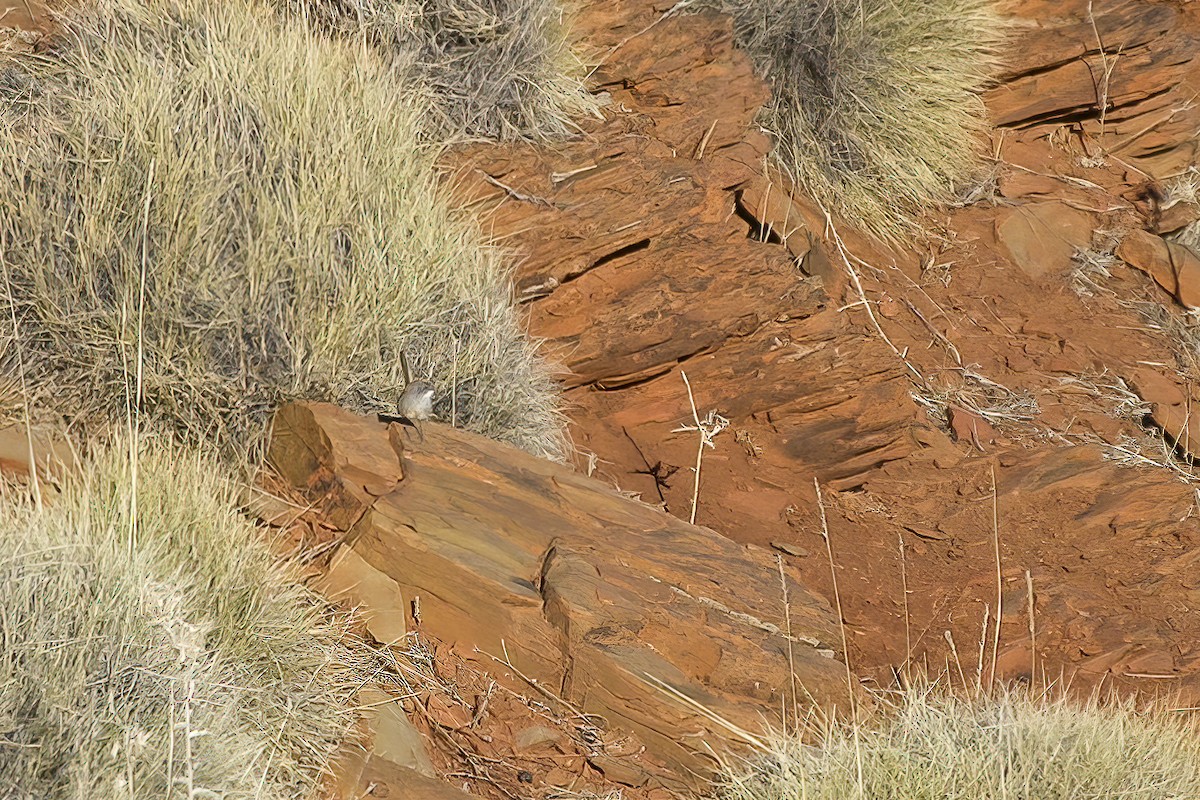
[588,754,653,788]
[320,545,409,645]
[333,760,479,800]
[947,405,999,451]
[988,0,1200,175]
[994,201,1094,279]
[1116,229,1200,308]
[271,402,849,789]
[0,423,77,482]
[1128,368,1200,461]
[0,0,49,52]
[331,692,441,800]
[997,170,1063,200]
[513,725,563,751]
[269,402,405,530]
[363,687,436,777]
[1155,200,1200,236]
[442,0,1200,706]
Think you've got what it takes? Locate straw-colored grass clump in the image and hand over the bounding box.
[720,686,1200,799]
[0,0,568,462]
[713,0,1005,242]
[281,0,597,141]
[0,436,370,799]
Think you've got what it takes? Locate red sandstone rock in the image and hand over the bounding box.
[447,0,1200,706]
[994,201,1094,279]
[1117,229,1200,309]
[270,402,850,789]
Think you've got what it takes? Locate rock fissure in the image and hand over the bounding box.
[274,403,849,789]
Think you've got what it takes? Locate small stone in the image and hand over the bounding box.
[587,755,651,788]
[947,405,999,451]
[1154,201,1200,235]
[994,201,1093,278]
[514,725,563,751]
[1128,368,1186,408]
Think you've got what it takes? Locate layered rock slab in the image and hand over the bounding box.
[268,402,848,788]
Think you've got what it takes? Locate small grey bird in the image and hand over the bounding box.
[396,380,435,443]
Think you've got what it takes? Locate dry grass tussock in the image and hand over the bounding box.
[0,0,569,463]
[279,0,597,141]
[718,684,1200,799]
[710,0,1005,242]
[0,435,375,799]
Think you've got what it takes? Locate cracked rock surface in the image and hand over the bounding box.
[269,402,849,791]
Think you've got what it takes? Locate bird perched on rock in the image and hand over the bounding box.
[396,380,435,442]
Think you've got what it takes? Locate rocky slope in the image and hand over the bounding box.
[452,0,1200,699]
[10,0,1200,797]
[266,403,850,797]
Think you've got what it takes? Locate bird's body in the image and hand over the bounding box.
[397,380,435,442]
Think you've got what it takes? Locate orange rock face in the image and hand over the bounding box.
[270,402,850,789]
[15,0,1200,794]
[1117,229,1200,309]
[448,0,1200,703]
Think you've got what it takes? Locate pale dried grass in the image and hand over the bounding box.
[0,0,569,464]
[0,434,374,799]
[709,0,1006,242]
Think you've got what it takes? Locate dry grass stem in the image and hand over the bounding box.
[776,554,800,732]
[1085,0,1120,152]
[976,603,989,693]
[897,532,911,668]
[671,370,729,525]
[989,463,1001,693]
[944,630,968,692]
[813,477,864,793]
[1026,569,1037,684]
[0,246,40,511]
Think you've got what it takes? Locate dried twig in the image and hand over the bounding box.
[989,464,1002,693]
[476,169,554,207]
[898,532,911,669]
[776,554,799,732]
[815,477,864,793]
[128,156,155,555]
[824,213,925,384]
[671,371,728,525]
[1086,1,1120,148]
[1026,569,1037,684]
[944,630,968,692]
[694,118,719,160]
[977,604,990,693]
[0,243,40,511]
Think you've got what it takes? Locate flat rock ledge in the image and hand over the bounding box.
[268,402,849,789]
